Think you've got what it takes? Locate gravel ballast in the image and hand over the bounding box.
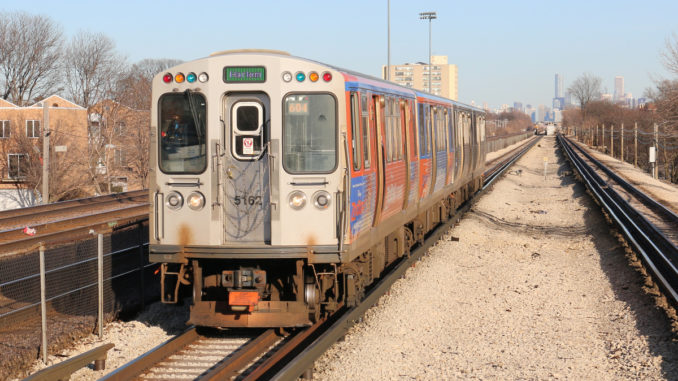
[15,136,678,380]
[313,136,678,380]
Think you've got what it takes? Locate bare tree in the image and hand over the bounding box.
[662,33,678,76]
[115,58,182,109]
[568,73,602,112]
[63,31,126,109]
[0,12,62,105]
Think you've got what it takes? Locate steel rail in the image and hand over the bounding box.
[0,190,147,223]
[568,139,678,221]
[101,327,200,381]
[483,136,541,189]
[558,135,678,304]
[0,205,149,256]
[24,343,115,381]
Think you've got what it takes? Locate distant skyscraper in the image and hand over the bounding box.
[555,74,563,98]
[614,76,624,101]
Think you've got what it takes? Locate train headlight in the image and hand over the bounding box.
[187,192,206,210]
[198,72,209,83]
[312,191,331,209]
[288,191,307,210]
[282,71,292,82]
[166,191,183,210]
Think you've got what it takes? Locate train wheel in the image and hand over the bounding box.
[305,276,321,323]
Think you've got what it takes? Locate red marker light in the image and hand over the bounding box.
[322,72,332,82]
[162,73,173,83]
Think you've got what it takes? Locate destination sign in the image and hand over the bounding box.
[223,66,266,83]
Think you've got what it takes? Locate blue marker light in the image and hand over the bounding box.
[296,72,306,82]
[186,72,197,83]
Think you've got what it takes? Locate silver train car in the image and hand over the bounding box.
[149,50,486,327]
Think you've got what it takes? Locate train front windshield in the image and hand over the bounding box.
[159,92,207,174]
[282,94,336,173]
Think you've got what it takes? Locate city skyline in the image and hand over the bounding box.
[1,0,677,109]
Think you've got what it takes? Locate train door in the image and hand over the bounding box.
[418,103,433,199]
[454,109,463,183]
[222,93,271,243]
[403,99,417,210]
[446,107,455,186]
[432,107,447,193]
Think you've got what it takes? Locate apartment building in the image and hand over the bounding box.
[0,95,88,208]
[382,55,458,100]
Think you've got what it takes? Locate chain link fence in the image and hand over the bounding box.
[0,219,155,380]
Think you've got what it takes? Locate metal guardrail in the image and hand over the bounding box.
[23,343,114,381]
[558,134,678,304]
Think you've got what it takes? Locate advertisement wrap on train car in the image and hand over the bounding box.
[349,172,376,238]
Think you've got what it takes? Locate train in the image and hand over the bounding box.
[149,50,487,327]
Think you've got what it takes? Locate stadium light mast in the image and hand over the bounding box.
[419,11,437,94]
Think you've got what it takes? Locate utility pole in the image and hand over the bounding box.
[653,123,659,179]
[634,122,638,167]
[610,125,614,158]
[419,11,437,94]
[42,102,49,204]
[620,123,624,162]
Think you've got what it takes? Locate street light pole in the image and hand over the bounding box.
[419,11,437,94]
[387,0,390,81]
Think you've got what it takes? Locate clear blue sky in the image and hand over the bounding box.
[3,0,677,110]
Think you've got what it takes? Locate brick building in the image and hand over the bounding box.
[0,95,88,209]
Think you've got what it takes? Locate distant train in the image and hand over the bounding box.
[149,50,487,327]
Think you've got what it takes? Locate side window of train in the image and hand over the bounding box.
[397,99,404,160]
[448,107,454,150]
[480,116,486,141]
[408,101,417,158]
[478,116,485,142]
[361,93,371,169]
[436,108,446,153]
[457,111,464,147]
[418,104,431,156]
[385,97,393,163]
[350,92,362,171]
[464,113,471,145]
[232,101,264,160]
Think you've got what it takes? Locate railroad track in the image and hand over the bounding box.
[0,190,149,256]
[484,135,540,188]
[558,134,678,304]
[101,327,284,380]
[24,137,537,381]
[0,190,147,229]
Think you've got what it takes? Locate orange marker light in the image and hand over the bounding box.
[309,72,319,82]
[175,73,185,83]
